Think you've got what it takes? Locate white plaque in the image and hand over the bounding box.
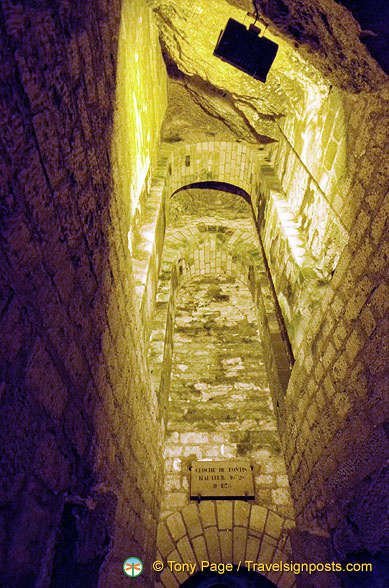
[190,460,254,499]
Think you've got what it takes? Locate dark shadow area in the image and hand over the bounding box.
[336,0,389,74]
[172,182,251,203]
[180,565,279,587]
[339,548,389,587]
[50,499,114,588]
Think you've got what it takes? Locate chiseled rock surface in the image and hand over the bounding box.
[150,0,387,148]
[226,0,387,91]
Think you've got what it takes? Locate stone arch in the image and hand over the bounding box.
[165,141,263,205]
[167,231,263,287]
[155,501,296,588]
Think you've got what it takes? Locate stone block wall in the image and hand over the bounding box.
[132,150,170,346]
[130,140,266,349]
[148,191,292,429]
[141,78,388,588]
[133,131,345,371]
[254,86,386,365]
[112,0,167,224]
[256,163,331,354]
[1,1,387,587]
[131,128,349,363]
[0,1,167,586]
[161,276,294,520]
[277,87,389,586]
[142,188,296,578]
[270,86,350,264]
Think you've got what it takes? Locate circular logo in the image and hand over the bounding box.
[123,557,143,577]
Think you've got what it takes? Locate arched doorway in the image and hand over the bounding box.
[180,565,279,587]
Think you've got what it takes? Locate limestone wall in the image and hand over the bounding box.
[129,71,388,588]
[133,131,352,359]
[269,87,349,269]
[1,0,387,586]
[162,276,294,519]
[278,88,389,586]
[131,140,266,349]
[142,187,296,587]
[248,88,350,355]
[0,1,167,587]
[147,189,292,421]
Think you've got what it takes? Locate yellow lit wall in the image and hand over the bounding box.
[270,87,349,277]
[112,0,168,227]
[93,2,168,582]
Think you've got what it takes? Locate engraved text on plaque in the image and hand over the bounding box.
[190,460,254,499]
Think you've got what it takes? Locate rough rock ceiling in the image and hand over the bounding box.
[160,79,278,145]
[150,0,388,145]
[225,0,387,89]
